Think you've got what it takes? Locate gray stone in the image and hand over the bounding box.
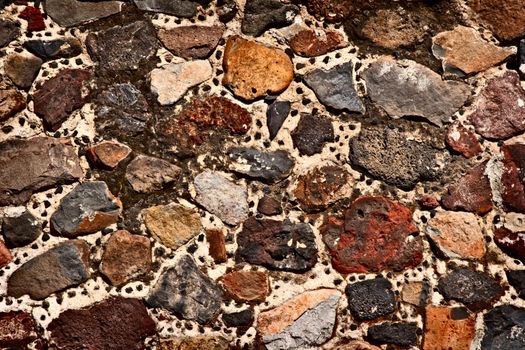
[2,211,41,248]
[482,305,525,350]
[228,147,294,183]
[125,155,181,193]
[0,19,20,48]
[45,0,122,27]
[4,52,42,89]
[135,0,198,17]
[266,100,290,140]
[438,268,502,307]
[23,38,82,60]
[346,278,396,320]
[146,255,223,324]
[242,0,299,37]
[291,113,334,156]
[304,62,365,113]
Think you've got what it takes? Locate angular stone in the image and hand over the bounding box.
[48,297,156,349]
[50,181,122,237]
[367,322,418,347]
[158,25,224,59]
[228,147,294,183]
[222,36,294,100]
[23,38,82,60]
[289,29,347,57]
[445,122,482,158]
[402,281,429,306]
[346,278,396,321]
[150,60,212,105]
[432,26,514,75]
[293,164,354,212]
[206,229,226,263]
[363,57,469,126]
[506,270,525,299]
[160,337,230,350]
[0,137,82,206]
[304,62,364,113]
[468,71,525,140]
[494,227,525,262]
[257,195,282,216]
[2,210,41,248]
[0,88,25,122]
[426,211,485,260]
[223,270,269,302]
[135,0,197,17]
[147,255,223,324]
[193,171,248,225]
[266,100,290,140]
[481,305,525,349]
[242,0,299,37]
[217,0,237,22]
[125,155,181,193]
[33,68,92,131]
[18,6,45,32]
[0,19,20,48]
[304,0,352,22]
[237,217,318,272]
[222,309,254,328]
[143,203,202,250]
[100,230,152,286]
[258,289,340,350]
[424,306,476,350]
[0,240,12,268]
[467,0,525,41]
[332,340,381,350]
[501,144,525,213]
[87,140,131,169]
[4,52,42,89]
[418,195,440,210]
[45,0,122,27]
[8,240,90,299]
[0,311,37,348]
[321,196,423,274]
[292,113,334,156]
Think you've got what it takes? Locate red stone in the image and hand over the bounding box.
[501,144,525,213]
[0,311,37,348]
[19,6,45,32]
[445,123,482,158]
[223,270,269,302]
[495,227,525,262]
[289,29,347,57]
[206,229,227,264]
[418,195,440,210]
[321,196,423,274]
[0,240,12,268]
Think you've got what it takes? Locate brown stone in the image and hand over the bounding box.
[100,230,152,286]
[223,270,269,302]
[501,144,525,213]
[257,195,282,216]
[289,29,347,57]
[331,340,381,350]
[158,25,225,59]
[305,0,352,22]
[222,36,294,100]
[0,88,25,122]
[0,240,12,268]
[467,0,525,41]
[159,336,230,350]
[445,123,482,158]
[4,52,42,89]
[494,226,525,262]
[423,306,475,350]
[125,155,181,193]
[401,282,428,306]
[0,311,37,348]
[206,229,226,264]
[418,195,440,210]
[87,140,131,169]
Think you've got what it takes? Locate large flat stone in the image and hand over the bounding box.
[45,0,122,27]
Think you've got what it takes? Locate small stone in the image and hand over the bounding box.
[206,229,227,263]
[432,26,515,75]
[505,270,525,299]
[8,240,90,299]
[520,39,525,78]
[289,28,347,57]
[445,122,482,158]
[160,337,230,350]
[4,52,42,89]
[346,278,396,321]
[482,305,525,350]
[501,144,525,213]
[304,0,352,22]
[418,195,440,210]
[193,171,249,225]
[266,100,290,140]
[321,196,423,274]
[0,240,12,268]
[401,281,429,306]
[87,140,131,169]
[441,161,493,215]
[143,203,202,250]
[228,147,294,183]
[158,25,225,60]
[125,155,181,193]
[217,0,238,22]
[45,0,122,27]
[48,297,156,349]
[304,62,364,113]
[236,217,318,272]
[467,0,525,41]
[223,270,269,302]
[363,57,469,126]
[222,36,294,100]
[291,113,334,156]
[18,6,45,32]
[332,340,381,350]
[241,0,299,37]
[23,38,82,60]
[2,210,41,248]
[258,289,340,350]
[150,61,212,105]
[468,71,525,140]
[135,0,197,17]
[293,164,354,212]
[0,311,37,348]
[438,268,502,308]
[494,227,525,262]
[147,255,223,324]
[257,195,282,216]
[222,309,254,328]
[50,181,122,238]
[0,88,25,122]
[426,211,485,260]
[33,68,92,131]
[367,322,418,347]
[0,137,82,206]
[0,19,20,48]
[100,230,152,286]
[424,306,476,350]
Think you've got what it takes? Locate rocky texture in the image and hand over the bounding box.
[24,38,82,60]
[501,144,525,213]
[289,29,347,57]
[222,309,254,328]
[100,230,152,286]
[217,0,237,22]
[367,322,418,347]
[50,182,122,237]
[291,113,334,156]
[505,270,525,299]
[0,137,82,206]
[134,0,198,17]
[0,88,25,122]
[266,100,290,140]
[258,289,340,350]
[158,25,224,59]
[0,19,20,48]
[346,278,396,320]
[242,0,299,37]
[304,0,352,22]
[418,195,440,210]
[236,217,318,272]
[87,140,131,169]
[206,229,226,263]
[467,0,525,41]
[423,306,476,350]
[321,196,423,274]
[332,341,381,350]
[481,305,525,349]
[0,311,37,348]
[8,240,90,299]
[48,297,156,349]
[18,6,45,32]
[4,52,42,89]
[494,227,525,262]
[160,337,230,350]
[223,270,269,302]
[228,147,294,183]
[147,255,223,324]
[402,281,429,306]
[520,39,525,78]
[445,123,482,158]
[2,210,41,248]
[363,57,469,126]
[193,171,248,225]
[0,241,12,268]
[125,155,181,193]
[257,195,282,215]
[45,0,121,27]
[222,36,294,100]
[143,203,202,250]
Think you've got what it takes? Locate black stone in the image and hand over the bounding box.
[2,211,41,248]
[0,19,20,48]
[217,0,238,22]
[266,100,290,140]
[367,322,418,347]
[23,39,82,60]
[241,0,299,37]
[222,309,254,328]
[345,278,396,320]
[482,305,525,350]
[506,270,525,299]
[291,113,334,156]
[228,147,294,183]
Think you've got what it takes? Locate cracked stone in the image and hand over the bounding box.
[367,322,418,347]
[289,28,347,57]
[125,155,181,193]
[87,140,131,169]
[445,122,482,158]
[228,147,294,183]
[424,306,476,350]
[0,19,20,48]
[223,270,269,302]
[501,144,525,213]
[2,210,41,248]
[481,305,525,349]
[0,88,25,122]
[291,113,334,156]
[346,278,396,321]
[23,38,82,60]
[467,0,525,41]
[0,311,37,348]
[135,0,198,17]
[4,52,42,89]
[158,25,224,59]
[241,0,299,37]
[266,100,290,140]
[45,0,121,27]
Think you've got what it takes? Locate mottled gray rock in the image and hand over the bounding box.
[23,38,82,60]
[193,171,248,225]
[267,100,290,140]
[135,0,198,17]
[45,0,122,27]
[4,52,42,89]
[125,155,181,193]
[291,113,334,156]
[146,255,223,324]
[242,0,299,37]
[346,278,396,320]
[304,62,365,113]
[0,19,20,48]
[367,322,418,347]
[2,211,41,248]
[482,305,525,350]
[228,147,294,183]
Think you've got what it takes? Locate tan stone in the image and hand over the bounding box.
[222,36,294,100]
[159,336,230,350]
[223,270,269,302]
[87,140,131,169]
[424,306,475,350]
[401,281,427,306]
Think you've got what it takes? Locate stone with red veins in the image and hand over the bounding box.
[18,6,45,32]
[467,0,525,41]
[501,144,525,213]
[158,25,225,59]
[445,123,482,158]
[289,29,348,57]
[223,270,269,302]
[423,307,476,350]
[468,71,525,140]
[0,240,12,268]
[441,161,493,215]
[0,88,25,122]
[321,196,423,274]
[87,140,131,169]
[0,311,37,348]
[33,68,92,131]
[125,155,181,193]
[494,226,525,262]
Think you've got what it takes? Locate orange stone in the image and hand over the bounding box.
[0,240,12,268]
[222,270,269,302]
[87,140,131,169]
[424,306,475,350]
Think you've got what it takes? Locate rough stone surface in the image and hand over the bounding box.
[0,240,12,268]
[18,6,45,32]
[45,0,121,27]
[236,217,318,272]
[505,270,525,299]
[367,322,418,347]
[402,281,429,306]
[2,210,41,248]
[0,88,25,122]
[445,123,482,158]
[481,305,525,350]
[217,0,237,22]
[520,39,525,78]
[424,306,476,350]
[50,181,122,237]
[206,229,226,263]
[135,0,198,17]
[126,155,181,193]
[501,144,525,213]
[160,337,230,350]
[346,278,396,321]
[242,0,299,37]
[304,0,352,22]
[87,140,131,169]
[291,113,334,156]
[321,196,423,274]
[222,309,254,328]
[494,227,525,263]
[0,19,20,48]
[228,147,294,183]
[467,0,525,41]
[257,195,282,216]
[289,28,347,57]
[4,52,42,89]
[266,100,290,140]
[147,255,223,324]
[223,270,269,302]
[8,240,90,299]
[0,311,37,348]
[23,38,82,60]
[332,341,381,350]
[418,195,440,210]
[158,25,224,59]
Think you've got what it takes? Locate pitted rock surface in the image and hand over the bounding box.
[345,278,396,321]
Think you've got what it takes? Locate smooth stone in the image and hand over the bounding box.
[86,140,131,169]
[125,155,181,193]
[23,38,82,60]
[45,0,122,27]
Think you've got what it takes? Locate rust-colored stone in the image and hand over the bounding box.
[87,140,131,169]
[206,229,227,264]
[223,270,269,302]
[467,0,525,41]
[18,6,45,32]
[423,306,475,350]
[0,240,12,268]
[494,227,525,262]
[445,123,482,158]
[289,29,347,57]
[501,144,525,213]
[418,195,440,210]
[0,311,37,348]
[0,88,25,122]
[158,25,225,59]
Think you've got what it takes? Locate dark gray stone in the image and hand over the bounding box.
[0,19,20,48]
[45,0,122,27]
[222,309,254,328]
[367,322,418,347]
[345,278,396,320]
[228,147,294,183]
[506,270,525,299]
[23,38,82,60]
[134,0,198,17]
[242,0,299,37]
[217,0,238,22]
[266,100,290,140]
[2,211,41,248]
[291,113,334,156]
[482,305,525,350]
